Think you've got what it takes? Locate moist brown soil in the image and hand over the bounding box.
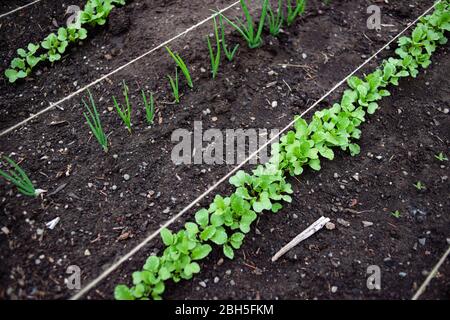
[0,0,449,300]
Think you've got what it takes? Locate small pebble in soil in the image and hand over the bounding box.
[293,214,298,219]
[225,269,232,276]
[272,101,278,108]
[123,174,130,181]
[214,277,220,284]
[331,286,338,293]
[302,53,307,59]
[399,272,407,278]
[230,280,236,286]
[333,173,340,179]
[325,222,335,230]
[337,218,350,227]
[362,221,373,227]
[418,238,426,246]
[84,249,91,256]
[217,258,224,266]
[199,281,207,288]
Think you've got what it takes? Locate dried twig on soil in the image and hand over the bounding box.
[272,216,330,262]
[412,245,450,300]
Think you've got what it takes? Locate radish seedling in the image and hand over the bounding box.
[165,47,193,88]
[83,90,109,152]
[142,91,155,125]
[168,68,180,103]
[220,0,269,49]
[0,157,44,197]
[207,17,221,79]
[267,0,284,36]
[80,0,115,26]
[113,81,133,133]
[435,152,448,162]
[218,15,239,61]
[63,27,88,43]
[286,0,306,26]
[41,32,68,62]
[390,210,401,218]
[413,181,425,190]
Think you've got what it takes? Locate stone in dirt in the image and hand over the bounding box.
[337,218,350,227]
[325,222,336,230]
[362,221,373,227]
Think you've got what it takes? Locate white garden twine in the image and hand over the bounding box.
[0,0,43,19]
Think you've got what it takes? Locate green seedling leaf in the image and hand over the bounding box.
[143,256,160,272]
[200,225,216,241]
[114,285,134,300]
[195,209,209,228]
[160,228,174,246]
[230,232,245,249]
[223,244,234,259]
[184,262,200,277]
[210,227,228,245]
[191,244,212,260]
[184,222,199,237]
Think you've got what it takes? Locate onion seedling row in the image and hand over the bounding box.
[0,157,44,197]
[165,47,194,89]
[207,17,222,79]
[220,0,269,49]
[113,81,133,133]
[168,68,181,103]
[286,0,306,26]
[83,90,109,153]
[142,91,156,125]
[219,15,240,61]
[267,0,284,36]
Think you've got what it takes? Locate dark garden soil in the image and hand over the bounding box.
[0,0,449,300]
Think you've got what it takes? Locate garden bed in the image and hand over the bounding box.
[0,0,448,300]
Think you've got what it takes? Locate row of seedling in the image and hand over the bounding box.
[113,1,450,300]
[5,0,128,83]
[83,82,156,152]
[86,0,309,150]
[164,0,308,102]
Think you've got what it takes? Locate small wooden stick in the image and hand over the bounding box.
[271,216,330,262]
